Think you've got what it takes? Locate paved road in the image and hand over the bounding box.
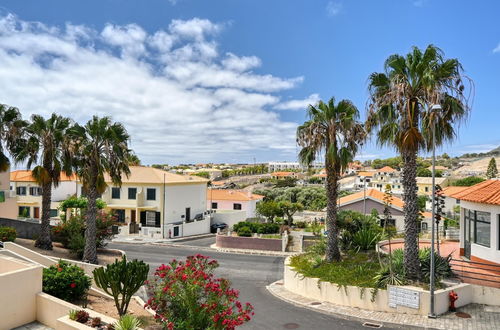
[109,242,396,330]
[172,235,216,247]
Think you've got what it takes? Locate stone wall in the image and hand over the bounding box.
[0,217,51,239]
[216,234,282,251]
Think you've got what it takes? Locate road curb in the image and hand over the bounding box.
[210,244,296,257]
[266,280,431,330]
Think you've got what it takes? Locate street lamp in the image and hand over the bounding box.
[429,104,442,319]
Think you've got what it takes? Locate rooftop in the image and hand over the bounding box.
[105,166,208,184]
[441,186,469,197]
[271,171,296,177]
[377,166,397,173]
[416,177,447,185]
[357,171,375,177]
[10,170,77,182]
[449,179,500,205]
[208,189,264,201]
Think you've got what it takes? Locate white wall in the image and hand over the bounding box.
[460,200,500,264]
[212,210,247,229]
[208,198,260,218]
[182,218,211,236]
[164,183,207,224]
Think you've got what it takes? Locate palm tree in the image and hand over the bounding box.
[297,97,365,262]
[15,114,73,250]
[367,45,471,279]
[69,116,131,264]
[0,104,25,172]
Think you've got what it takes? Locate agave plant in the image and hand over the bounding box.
[113,314,142,330]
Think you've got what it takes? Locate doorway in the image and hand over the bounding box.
[185,207,191,222]
[34,207,40,219]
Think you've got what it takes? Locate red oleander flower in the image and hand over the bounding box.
[70,283,76,288]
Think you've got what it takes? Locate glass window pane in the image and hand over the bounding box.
[475,211,491,247]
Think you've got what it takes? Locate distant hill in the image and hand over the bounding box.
[460,146,500,159]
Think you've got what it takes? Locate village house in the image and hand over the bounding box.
[10,170,78,220]
[450,179,500,266]
[369,166,404,195]
[337,188,433,232]
[77,166,210,239]
[207,189,264,218]
[355,171,375,190]
[416,176,448,195]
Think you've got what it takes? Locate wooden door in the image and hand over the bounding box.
[131,210,136,223]
[34,207,40,219]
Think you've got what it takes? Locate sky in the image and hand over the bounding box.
[0,0,499,165]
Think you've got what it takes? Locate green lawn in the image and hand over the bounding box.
[289,252,382,288]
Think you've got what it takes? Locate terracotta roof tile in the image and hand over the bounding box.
[105,166,208,184]
[449,179,500,205]
[441,186,469,197]
[378,166,397,173]
[208,189,264,201]
[271,171,296,177]
[357,171,375,177]
[10,170,77,182]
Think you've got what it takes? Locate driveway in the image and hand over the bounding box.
[172,235,216,247]
[109,242,396,330]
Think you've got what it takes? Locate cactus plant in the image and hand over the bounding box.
[92,255,149,316]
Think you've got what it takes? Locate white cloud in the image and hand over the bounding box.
[326,1,342,17]
[493,43,500,53]
[0,14,303,164]
[274,94,320,111]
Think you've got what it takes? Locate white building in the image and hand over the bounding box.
[77,166,210,239]
[450,179,500,265]
[10,170,78,219]
[0,168,16,219]
[268,161,323,172]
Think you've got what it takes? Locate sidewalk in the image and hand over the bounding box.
[111,233,214,244]
[267,280,500,330]
[210,244,295,257]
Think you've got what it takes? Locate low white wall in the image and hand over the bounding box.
[212,210,247,229]
[0,256,42,330]
[284,257,473,316]
[183,218,210,237]
[471,284,500,306]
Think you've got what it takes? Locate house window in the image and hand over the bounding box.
[425,187,429,192]
[456,199,460,204]
[111,187,121,199]
[29,187,42,196]
[474,211,491,247]
[16,186,27,196]
[233,203,242,210]
[211,202,218,209]
[421,222,428,231]
[49,209,58,217]
[18,206,30,217]
[128,188,137,200]
[146,188,156,201]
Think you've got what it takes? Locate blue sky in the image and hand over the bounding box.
[0,0,499,164]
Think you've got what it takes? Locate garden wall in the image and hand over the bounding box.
[283,257,473,316]
[216,234,282,251]
[0,217,52,239]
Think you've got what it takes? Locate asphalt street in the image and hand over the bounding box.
[109,240,398,330]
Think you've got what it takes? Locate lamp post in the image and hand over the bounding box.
[429,104,441,319]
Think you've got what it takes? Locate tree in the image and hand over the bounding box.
[127,152,141,166]
[0,104,25,172]
[256,200,282,222]
[486,157,498,179]
[297,97,365,262]
[278,201,303,226]
[15,114,72,250]
[367,45,471,279]
[68,116,131,264]
[453,176,485,187]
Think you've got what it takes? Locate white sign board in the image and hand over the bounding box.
[388,286,420,309]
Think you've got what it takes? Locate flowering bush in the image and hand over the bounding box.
[145,255,254,330]
[43,260,91,302]
[52,212,116,258]
[0,226,16,242]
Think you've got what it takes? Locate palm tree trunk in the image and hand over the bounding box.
[83,176,99,264]
[401,149,421,279]
[325,160,341,262]
[35,181,53,250]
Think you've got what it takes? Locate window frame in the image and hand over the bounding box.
[111,187,121,199]
[146,188,156,201]
[128,187,137,200]
[211,202,218,209]
[233,203,242,210]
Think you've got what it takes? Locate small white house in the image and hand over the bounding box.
[207,189,264,219]
[450,179,500,266]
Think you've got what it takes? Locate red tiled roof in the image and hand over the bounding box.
[208,189,264,201]
[271,171,295,177]
[449,179,500,205]
[441,186,469,197]
[10,170,77,182]
[378,166,397,173]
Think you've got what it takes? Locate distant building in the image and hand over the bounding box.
[268,161,323,172]
[270,171,299,180]
[207,189,264,219]
[440,186,469,217]
[193,168,223,180]
[10,170,78,219]
[450,179,500,266]
[0,169,17,219]
[369,166,403,195]
[337,189,432,232]
[416,177,448,195]
[355,171,376,190]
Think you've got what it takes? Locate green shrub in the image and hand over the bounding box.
[237,226,252,237]
[295,221,307,229]
[419,248,453,283]
[43,260,91,302]
[0,226,16,242]
[114,314,142,330]
[351,227,381,251]
[257,223,280,234]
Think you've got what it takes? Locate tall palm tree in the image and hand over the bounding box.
[0,104,25,172]
[367,45,471,279]
[15,114,73,250]
[297,97,365,262]
[69,116,131,264]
